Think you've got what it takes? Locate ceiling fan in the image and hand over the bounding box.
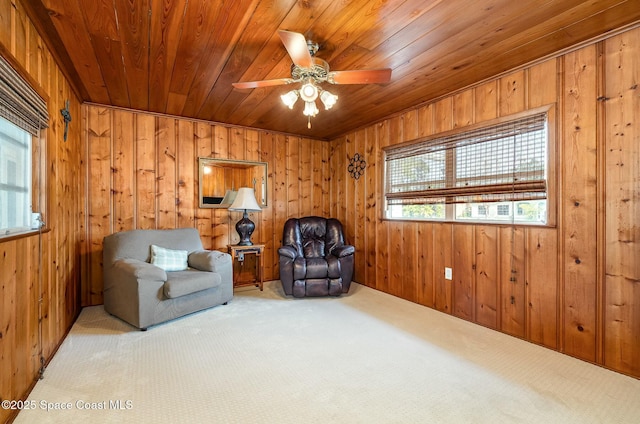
[232,30,392,128]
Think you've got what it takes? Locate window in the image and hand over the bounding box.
[0,54,49,236]
[384,109,550,224]
[0,117,32,233]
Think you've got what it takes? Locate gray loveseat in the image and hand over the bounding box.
[102,228,233,329]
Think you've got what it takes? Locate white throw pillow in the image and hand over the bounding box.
[150,244,188,271]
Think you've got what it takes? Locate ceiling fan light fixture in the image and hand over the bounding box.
[299,80,319,102]
[320,90,338,110]
[281,90,299,109]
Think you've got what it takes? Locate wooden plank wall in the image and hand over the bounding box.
[330,26,640,378]
[81,105,330,306]
[1,14,637,424]
[602,28,640,378]
[0,1,83,422]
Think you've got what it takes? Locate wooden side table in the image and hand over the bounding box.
[227,244,265,291]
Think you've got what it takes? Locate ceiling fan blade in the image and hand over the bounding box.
[232,78,293,89]
[328,69,392,85]
[278,30,314,68]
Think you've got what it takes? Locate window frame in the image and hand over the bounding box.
[0,51,49,241]
[382,105,557,227]
[0,116,47,241]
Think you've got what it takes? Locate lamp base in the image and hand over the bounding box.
[235,210,255,246]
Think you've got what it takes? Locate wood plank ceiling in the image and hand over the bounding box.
[25,0,640,140]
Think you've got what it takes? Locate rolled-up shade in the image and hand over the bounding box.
[385,112,547,205]
[0,54,49,135]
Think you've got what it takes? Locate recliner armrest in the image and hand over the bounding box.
[331,245,355,258]
[113,258,167,281]
[278,245,298,259]
[188,249,231,273]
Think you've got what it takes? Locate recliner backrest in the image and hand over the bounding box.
[299,217,326,258]
[282,217,346,259]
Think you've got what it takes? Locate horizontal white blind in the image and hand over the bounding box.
[385,112,547,205]
[0,55,49,135]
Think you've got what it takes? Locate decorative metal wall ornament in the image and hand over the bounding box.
[60,99,71,141]
[348,153,366,180]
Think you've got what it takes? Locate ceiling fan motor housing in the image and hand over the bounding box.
[290,57,330,82]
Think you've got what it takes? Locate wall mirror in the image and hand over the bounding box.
[198,157,268,208]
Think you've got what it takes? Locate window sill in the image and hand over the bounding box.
[383,217,556,229]
[0,227,50,243]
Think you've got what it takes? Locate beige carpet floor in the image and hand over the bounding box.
[15,281,640,424]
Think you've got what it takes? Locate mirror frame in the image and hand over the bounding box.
[198,157,268,209]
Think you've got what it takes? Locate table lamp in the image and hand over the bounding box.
[228,187,261,245]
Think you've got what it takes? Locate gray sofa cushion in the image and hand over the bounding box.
[163,269,221,299]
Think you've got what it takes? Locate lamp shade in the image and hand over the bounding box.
[303,101,319,117]
[320,90,338,109]
[228,187,261,212]
[281,90,299,109]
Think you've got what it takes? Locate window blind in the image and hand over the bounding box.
[385,112,547,205]
[0,54,49,135]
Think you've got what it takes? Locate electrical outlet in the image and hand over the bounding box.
[445,267,452,280]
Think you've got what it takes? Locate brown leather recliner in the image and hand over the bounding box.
[278,217,355,297]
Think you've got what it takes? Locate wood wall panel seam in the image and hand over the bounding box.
[595,39,606,367]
